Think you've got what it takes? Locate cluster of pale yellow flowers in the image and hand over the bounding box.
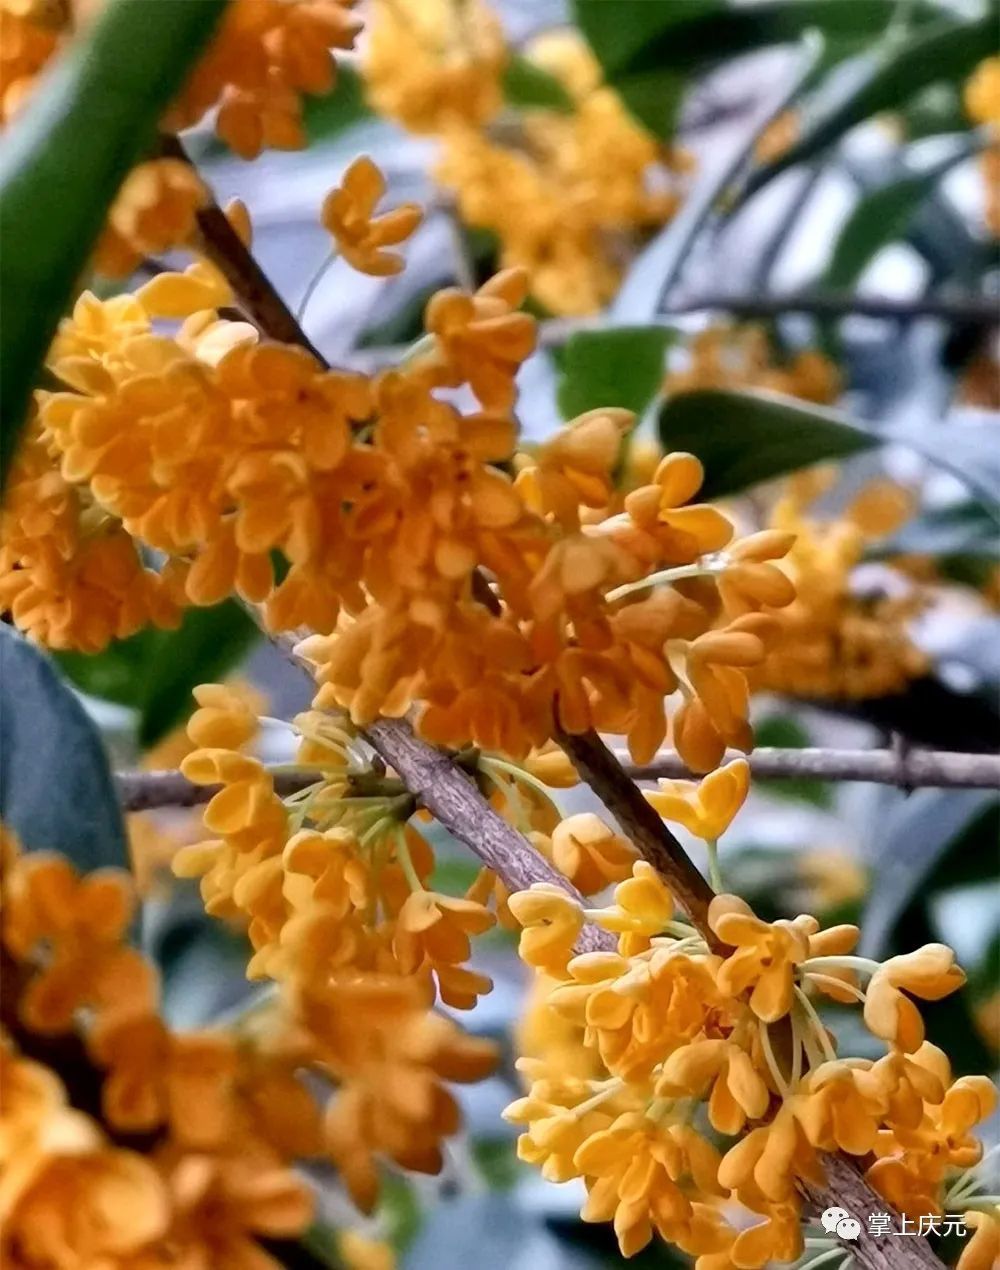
[663,325,841,406]
[507,851,998,1266]
[0,0,360,274]
[364,0,691,314]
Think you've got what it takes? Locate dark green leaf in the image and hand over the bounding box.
[860,791,998,958]
[55,600,259,750]
[743,12,997,201]
[657,388,875,498]
[557,326,673,421]
[501,55,575,113]
[615,69,688,140]
[303,63,373,142]
[575,0,937,79]
[659,389,1000,514]
[0,625,127,869]
[824,144,978,289]
[754,716,832,808]
[139,601,258,748]
[0,0,227,481]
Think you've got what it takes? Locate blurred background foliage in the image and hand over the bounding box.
[1,0,998,1265]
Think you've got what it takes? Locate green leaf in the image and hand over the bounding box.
[137,601,258,748]
[0,625,127,869]
[657,388,875,498]
[659,388,1000,515]
[754,716,832,808]
[501,54,575,113]
[0,0,228,482]
[875,501,1000,560]
[303,63,374,142]
[823,144,978,289]
[55,600,259,750]
[615,70,688,140]
[577,0,942,80]
[743,11,997,201]
[558,326,673,421]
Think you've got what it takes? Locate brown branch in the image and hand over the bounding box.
[621,744,1000,791]
[557,728,720,947]
[180,154,946,1270]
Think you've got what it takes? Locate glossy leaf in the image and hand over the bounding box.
[0,0,227,481]
[743,12,997,201]
[557,326,673,421]
[502,55,575,113]
[659,388,1000,514]
[0,625,128,869]
[657,389,875,498]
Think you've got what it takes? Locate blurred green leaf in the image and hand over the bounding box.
[557,327,673,421]
[823,144,978,289]
[575,0,936,78]
[56,599,259,750]
[876,501,1000,559]
[303,63,373,142]
[0,0,227,481]
[754,717,832,808]
[0,625,127,869]
[657,389,874,497]
[743,11,997,201]
[502,55,575,113]
[471,1137,523,1191]
[616,70,688,139]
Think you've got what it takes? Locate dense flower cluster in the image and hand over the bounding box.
[506,861,997,1265]
[0,0,360,272]
[663,325,841,406]
[4,219,797,768]
[751,473,929,700]
[365,5,691,314]
[0,815,494,1265]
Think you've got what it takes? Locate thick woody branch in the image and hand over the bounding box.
[184,157,946,1270]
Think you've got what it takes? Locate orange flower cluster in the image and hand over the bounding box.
[1,0,360,273]
[365,7,690,314]
[8,229,796,772]
[507,861,997,1266]
[663,325,841,405]
[751,474,929,700]
[1,814,495,1251]
[0,827,314,1268]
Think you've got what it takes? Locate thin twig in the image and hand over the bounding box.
[621,745,1000,790]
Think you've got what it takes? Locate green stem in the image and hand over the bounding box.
[296,248,337,323]
[705,837,723,891]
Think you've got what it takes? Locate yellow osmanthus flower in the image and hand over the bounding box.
[958,1207,1000,1270]
[505,853,989,1262]
[645,757,750,841]
[94,157,207,278]
[364,0,507,135]
[751,473,928,700]
[322,155,423,276]
[663,324,841,405]
[339,1229,397,1270]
